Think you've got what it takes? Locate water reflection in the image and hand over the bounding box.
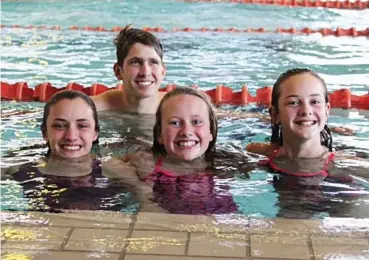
[2,156,138,212]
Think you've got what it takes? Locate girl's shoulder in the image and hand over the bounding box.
[121,151,155,166]
[333,150,368,162]
[245,142,279,157]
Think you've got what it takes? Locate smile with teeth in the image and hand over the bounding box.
[136,80,153,87]
[61,145,82,151]
[295,120,317,126]
[175,140,199,148]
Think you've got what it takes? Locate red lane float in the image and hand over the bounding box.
[1,81,368,110]
[184,0,369,10]
[1,24,368,37]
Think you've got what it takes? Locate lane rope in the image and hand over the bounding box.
[2,81,368,110]
[1,24,368,37]
[183,0,369,10]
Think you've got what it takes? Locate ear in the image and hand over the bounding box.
[113,63,123,80]
[161,63,166,78]
[269,106,280,126]
[325,102,331,118]
[93,131,98,142]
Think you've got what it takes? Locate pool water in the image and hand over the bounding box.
[1,0,369,218]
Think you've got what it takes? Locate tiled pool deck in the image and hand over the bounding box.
[1,210,369,260]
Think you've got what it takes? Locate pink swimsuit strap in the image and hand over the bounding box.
[145,155,210,181]
[153,156,177,177]
[143,156,176,181]
[267,148,335,178]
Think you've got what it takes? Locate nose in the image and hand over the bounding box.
[179,122,193,137]
[64,126,78,141]
[298,101,313,116]
[138,61,152,76]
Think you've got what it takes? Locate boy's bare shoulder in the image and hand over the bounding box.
[246,142,278,157]
[92,89,124,111]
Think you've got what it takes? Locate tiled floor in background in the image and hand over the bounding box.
[1,211,369,260]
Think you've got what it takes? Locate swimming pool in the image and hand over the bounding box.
[1,0,369,218]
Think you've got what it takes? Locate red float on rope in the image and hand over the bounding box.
[183,0,369,10]
[0,82,34,101]
[1,24,368,37]
[1,81,368,110]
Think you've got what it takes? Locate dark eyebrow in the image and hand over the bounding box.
[127,57,143,63]
[53,118,90,122]
[284,94,323,99]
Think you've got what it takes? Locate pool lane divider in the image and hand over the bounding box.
[1,81,368,110]
[183,0,369,10]
[1,24,368,37]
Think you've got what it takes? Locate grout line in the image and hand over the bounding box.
[9,223,131,230]
[121,253,247,259]
[251,257,296,260]
[307,235,315,260]
[60,227,74,251]
[118,214,137,260]
[184,232,191,256]
[0,248,124,255]
[246,233,251,259]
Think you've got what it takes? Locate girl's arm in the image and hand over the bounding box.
[122,151,156,181]
[102,157,166,213]
[330,152,369,179]
[245,142,279,157]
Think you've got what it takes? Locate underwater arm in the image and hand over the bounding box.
[1,165,22,180]
[102,157,166,213]
[330,152,369,179]
[245,142,278,157]
[330,126,355,136]
[216,108,269,122]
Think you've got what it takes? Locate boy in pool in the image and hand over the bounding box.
[92,26,166,113]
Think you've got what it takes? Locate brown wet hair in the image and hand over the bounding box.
[152,87,218,159]
[41,90,100,156]
[114,25,164,66]
[270,68,332,151]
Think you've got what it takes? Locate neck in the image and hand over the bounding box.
[280,138,328,158]
[41,154,94,176]
[49,154,93,164]
[162,154,209,169]
[123,90,160,114]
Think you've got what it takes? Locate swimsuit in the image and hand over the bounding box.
[145,156,238,215]
[262,149,367,218]
[11,159,135,212]
[263,148,353,183]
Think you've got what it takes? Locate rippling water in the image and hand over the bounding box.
[1,0,369,218]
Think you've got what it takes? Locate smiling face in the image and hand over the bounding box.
[114,43,166,99]
[43,98,98,159]
[274,73,330,143]
[158,94,213,161]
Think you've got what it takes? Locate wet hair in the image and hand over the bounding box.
[270,68,333,151]
[41,90,100,156]
[152,87,218,160]
[114,25,164,66]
